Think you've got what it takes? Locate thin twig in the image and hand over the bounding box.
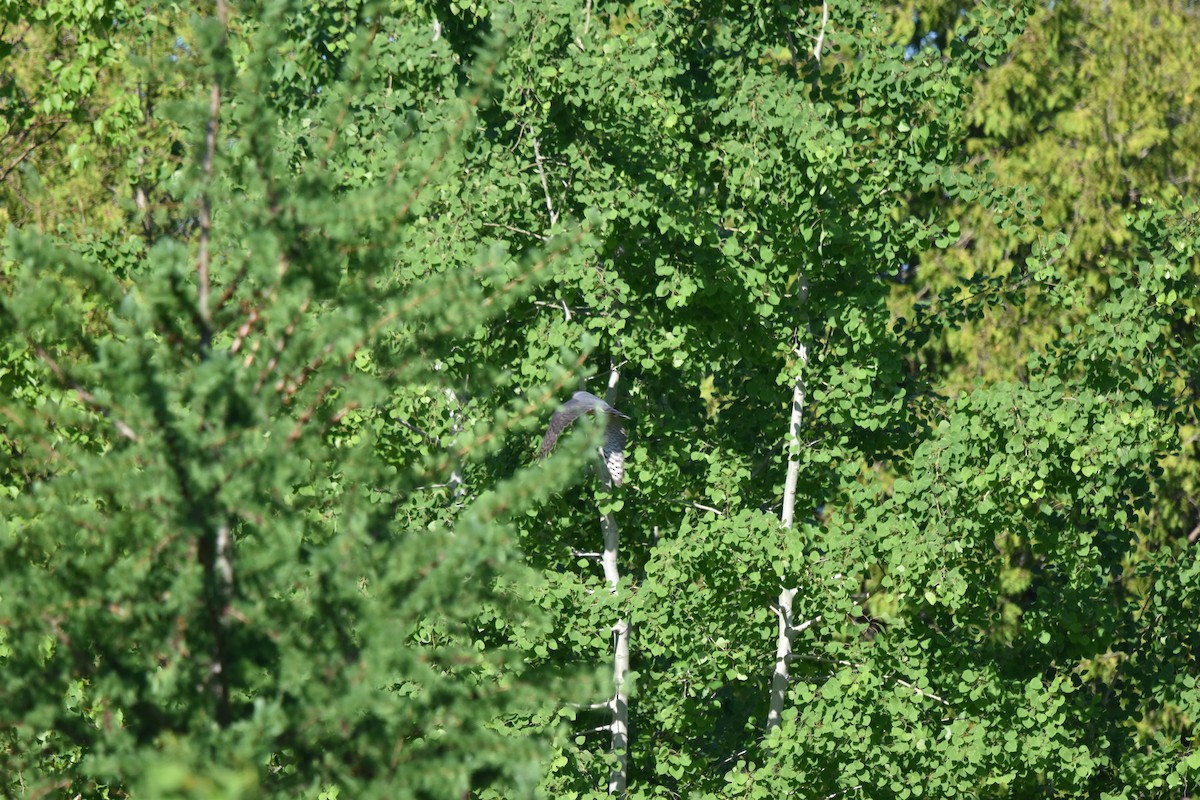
[532,136,559,226]
[532,299,573,321]
[566,700,610,711]
[717,748,748,767]
[671,498,724,516]
[774,613,821,637]
[482,221,549,241]
[1,120,68,180]
[394,415,441,446]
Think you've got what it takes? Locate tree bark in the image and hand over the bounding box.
[767,333,808,739]
[601,368,629,797]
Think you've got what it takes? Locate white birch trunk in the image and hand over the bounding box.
[601,368,629,797]
[767,331,808,738]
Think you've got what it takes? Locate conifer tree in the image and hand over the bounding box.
[1,2,594,797]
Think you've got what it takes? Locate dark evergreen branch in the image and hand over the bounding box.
[29,343,141,442]
[252,297,311,392]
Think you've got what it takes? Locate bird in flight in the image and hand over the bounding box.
[538,391,630,486]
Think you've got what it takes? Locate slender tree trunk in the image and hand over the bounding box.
[198,5,232,723]
[601,368,629,797]
[202,519,235,725]
[779,350,806,530]
[767,325,809,738]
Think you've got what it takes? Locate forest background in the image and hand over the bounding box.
[2,0,1199,798]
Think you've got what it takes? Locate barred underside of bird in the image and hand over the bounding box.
[538,391,629,486]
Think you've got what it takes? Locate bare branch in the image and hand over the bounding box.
[567,700,611,711]
[393,415,441,446]
[671,498,724,516]
[532,299,573,321]
[717,748,748,767]
[608,619,630,796]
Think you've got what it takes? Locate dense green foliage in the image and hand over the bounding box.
[901,0,1200,553]
[2,1,1199,798]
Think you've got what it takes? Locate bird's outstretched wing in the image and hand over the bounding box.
[537,396,590,459]
[539,391,629,486]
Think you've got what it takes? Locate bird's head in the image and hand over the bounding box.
[572,391,630,419]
